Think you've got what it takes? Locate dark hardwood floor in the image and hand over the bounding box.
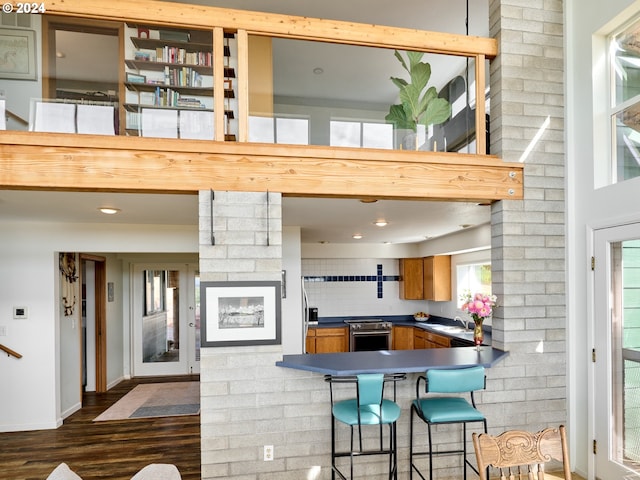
[1,376,201,480]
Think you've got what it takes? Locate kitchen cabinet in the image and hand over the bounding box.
[414,328,450,349]
[399,258,424,299]
[306,327,348,354]
[423,255,451,301]
[424,330,451,348]
[399,255,451,301]
[392,326,414,350]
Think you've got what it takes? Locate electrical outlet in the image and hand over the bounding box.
[263,445,274,461]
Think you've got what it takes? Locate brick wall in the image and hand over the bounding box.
[488,0,567,431]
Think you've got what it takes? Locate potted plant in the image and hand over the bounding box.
[385,50,452,150]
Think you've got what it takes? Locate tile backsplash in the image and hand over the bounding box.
[302,258,425,317]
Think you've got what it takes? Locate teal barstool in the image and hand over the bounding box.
[327,373,404,480]
[409,366,487,480]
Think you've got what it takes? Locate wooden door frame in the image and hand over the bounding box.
[80,254,107,393]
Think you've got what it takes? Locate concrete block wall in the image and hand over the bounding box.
[488,0,567,432]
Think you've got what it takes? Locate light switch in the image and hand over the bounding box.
[0,326,7,336]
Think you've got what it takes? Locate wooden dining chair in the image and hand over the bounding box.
[472,425,571,480]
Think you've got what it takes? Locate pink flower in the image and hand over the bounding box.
[459,290,497,321]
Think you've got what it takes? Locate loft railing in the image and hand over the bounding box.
[0,0,524,203]
[0,343,22,359]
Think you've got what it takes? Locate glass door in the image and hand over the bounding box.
[132,263,199,376]
[594,223,640,479]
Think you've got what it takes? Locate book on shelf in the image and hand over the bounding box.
[134,49,155,62]
[154,46,212,66]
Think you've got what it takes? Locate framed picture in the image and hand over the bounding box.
[201,281,281,347]
[126,72,146,84]
[0,29,37,80]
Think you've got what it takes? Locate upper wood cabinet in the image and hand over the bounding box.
[399,255,451,301]
[423,255,451,301]
[399,258,424,300]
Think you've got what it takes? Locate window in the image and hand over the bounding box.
[144,270,166,315]
[610,16,640,183]
[330,120,393,149]
[248,116,309,144]
[456,262,491,308]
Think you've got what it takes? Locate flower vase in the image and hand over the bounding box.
[473,318,484,350]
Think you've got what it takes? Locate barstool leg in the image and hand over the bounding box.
[331,416,336,480]
[462,423,467,480]
[350,425,355,480]
[427,422,433,480]
[409,405,414,480]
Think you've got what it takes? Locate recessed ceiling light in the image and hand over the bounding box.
[352,234,363,239]
[313,67,324,74]
[99,207,120,215]
[374,220,388,227]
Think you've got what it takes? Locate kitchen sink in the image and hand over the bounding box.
[416,323,470,334]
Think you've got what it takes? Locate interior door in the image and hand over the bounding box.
[132,263,199,376]
[594,223,640,479]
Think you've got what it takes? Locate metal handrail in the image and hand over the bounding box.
[0,343,22,359]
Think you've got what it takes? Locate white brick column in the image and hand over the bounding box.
[488,0,567,431]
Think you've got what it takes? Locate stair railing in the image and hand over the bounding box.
[0,343,23,359]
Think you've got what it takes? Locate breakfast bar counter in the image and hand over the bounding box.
[276,346,508,376]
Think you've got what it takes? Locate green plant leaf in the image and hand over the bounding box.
[406,51,424,70]
[394,50,409,73]
[385,104,415,131]
[399,83,426,122]
[410,62,431,95]
[390,76,408,90]
[421,97,452,127]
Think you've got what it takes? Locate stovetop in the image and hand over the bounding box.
[344,319,392,330]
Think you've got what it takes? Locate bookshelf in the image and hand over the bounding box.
[123,25,236,139]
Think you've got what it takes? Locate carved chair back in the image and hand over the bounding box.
[472,425,571,480]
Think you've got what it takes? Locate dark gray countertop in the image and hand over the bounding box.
[308,315,492,346]
[276,346,508,376]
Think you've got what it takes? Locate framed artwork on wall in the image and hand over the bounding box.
[201,281,281,347]
[0,28,37,80]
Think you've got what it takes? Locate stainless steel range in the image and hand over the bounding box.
[345,319,393,352]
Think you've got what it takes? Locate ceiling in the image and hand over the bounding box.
[9,0,492,245]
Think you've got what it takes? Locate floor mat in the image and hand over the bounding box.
[94,382,200,421]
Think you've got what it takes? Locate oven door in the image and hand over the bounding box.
[350,330,391,352]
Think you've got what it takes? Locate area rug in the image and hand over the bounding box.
[94,382,200,422]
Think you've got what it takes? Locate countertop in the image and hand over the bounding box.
[276,346,508,375]
[308,314,491,346]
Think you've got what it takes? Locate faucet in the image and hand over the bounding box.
[454,316,470,330]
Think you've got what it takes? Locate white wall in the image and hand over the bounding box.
[281,226,303,354]
[566,0,640,474]
[0,221,197,432]
[300,225,491,320]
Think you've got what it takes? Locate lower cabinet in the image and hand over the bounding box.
[393,326,414,350]
[306,327,348,354]
[414,328,450,349]
[306,325,451,353]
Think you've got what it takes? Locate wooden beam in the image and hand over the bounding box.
[0,132,522,203]
[42,0,497,58]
